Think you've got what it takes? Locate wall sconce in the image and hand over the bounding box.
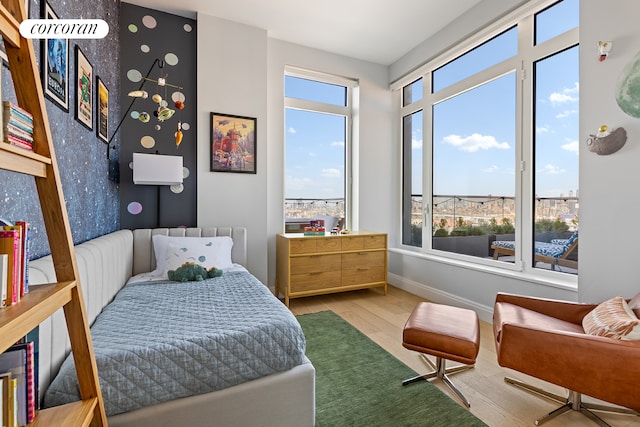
[105,58,186,159]
[597,41,613,62]
[132,152,183,185]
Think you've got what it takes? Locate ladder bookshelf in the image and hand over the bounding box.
[0,0,107,425]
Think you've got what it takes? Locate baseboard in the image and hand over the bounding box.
[388,272,494,323]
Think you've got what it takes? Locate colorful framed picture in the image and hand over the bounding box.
[210,112,256,174]
[41,1,68,112]
[74,45,92,130]
[96,77,109,142]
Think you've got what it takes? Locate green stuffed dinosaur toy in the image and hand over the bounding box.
[167,261,224,282]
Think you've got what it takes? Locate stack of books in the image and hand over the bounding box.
[0,220,30,308]
[2,102,34,152]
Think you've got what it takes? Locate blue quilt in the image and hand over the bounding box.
[44,270,307,416]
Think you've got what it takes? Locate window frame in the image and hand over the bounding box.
[393,0,579,281]
[284,66,357,230]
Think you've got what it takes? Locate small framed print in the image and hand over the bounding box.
[210,112,256,174]
[41,1,69,112]
[96,77,108,142]
[74,45,92,130]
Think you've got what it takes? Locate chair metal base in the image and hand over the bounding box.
[402,354,474,408]
[504,376,640,426]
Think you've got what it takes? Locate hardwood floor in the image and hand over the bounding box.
[288,286,640,427]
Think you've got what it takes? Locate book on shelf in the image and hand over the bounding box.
[0,254,6,308]
[4,120,33,139]
[4,136,33,152]
[4,122,33,142]
[0,229,21,306]
[0,347,26,427]
[0,372,15,427]
[0,372,8,427]
[2,102,33,127]
[13,222,29,295]
[4,342,34,425]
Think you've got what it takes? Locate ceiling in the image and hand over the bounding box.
[123,0,483,65]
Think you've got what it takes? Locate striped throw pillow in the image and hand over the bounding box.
[582,296,640,340]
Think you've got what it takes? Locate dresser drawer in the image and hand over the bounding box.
[341,236,364,250]
[342,251,386,286]
[289,238,317,254]
[364,234,386,249]
[291,271,342,292]
[290,254,341,275]
[317,237,341,252]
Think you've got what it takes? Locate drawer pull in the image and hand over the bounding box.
[310,271,323,275]
[358,252,368,255]
[357,267,370,271]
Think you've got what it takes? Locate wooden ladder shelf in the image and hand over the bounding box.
[0,0,107,425]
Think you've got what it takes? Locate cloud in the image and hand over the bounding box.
[549,82,579,105]
[330,141,344,147]
[556,109,577,119]
[443,133,510,152]
[321,168,341,178]
[308,152,317,158]
[483,165,499,173]
[536,126,549,133]
[413,138,423,149]
[288,127,296,134]
[539,164,565,175]
[562,139,579,154]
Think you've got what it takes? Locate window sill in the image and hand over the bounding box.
[388,246,578,294]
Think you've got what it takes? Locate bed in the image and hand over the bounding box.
[29,227,315,427]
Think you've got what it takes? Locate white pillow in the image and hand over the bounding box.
[582,296,640,340]
[151,235,234,277]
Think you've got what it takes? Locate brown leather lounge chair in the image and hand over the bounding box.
[493,292,640,426]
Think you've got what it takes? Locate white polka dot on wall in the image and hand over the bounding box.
[127,202,143,215]
[128,161,134,169]
[128,24,138,33]
[181,122,190,131]
[142,15,157,29]
[141,44,150,53]
[140,135,155,148]
[164,53,179,66]
[183,23,192,32]
[183,167,190,179]
[127,69,142,82]
[130,111,140,119]
[170,184,184,194]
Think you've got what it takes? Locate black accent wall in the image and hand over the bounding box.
[118,3,197,229]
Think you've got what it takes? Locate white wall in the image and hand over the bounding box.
[197,14,392,288]
[387,0,640,321]
[196,14,269,284]
[266,40,393,289]
[578,0,640,302]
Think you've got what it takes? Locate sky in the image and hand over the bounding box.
[285,77,346,200]
[284,0,578,201]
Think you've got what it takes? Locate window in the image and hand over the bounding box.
[284,69,355,231]
[399,0,578,275]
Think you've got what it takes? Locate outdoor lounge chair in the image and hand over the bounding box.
[491,231,578,270]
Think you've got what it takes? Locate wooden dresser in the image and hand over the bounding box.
[276,231,387,306]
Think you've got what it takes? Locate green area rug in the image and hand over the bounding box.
[297,311,487,427]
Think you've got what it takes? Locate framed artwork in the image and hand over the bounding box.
[41,1,68,112]
[74,45,92,130]
[96,77,109,142]
[210,112,256,174]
